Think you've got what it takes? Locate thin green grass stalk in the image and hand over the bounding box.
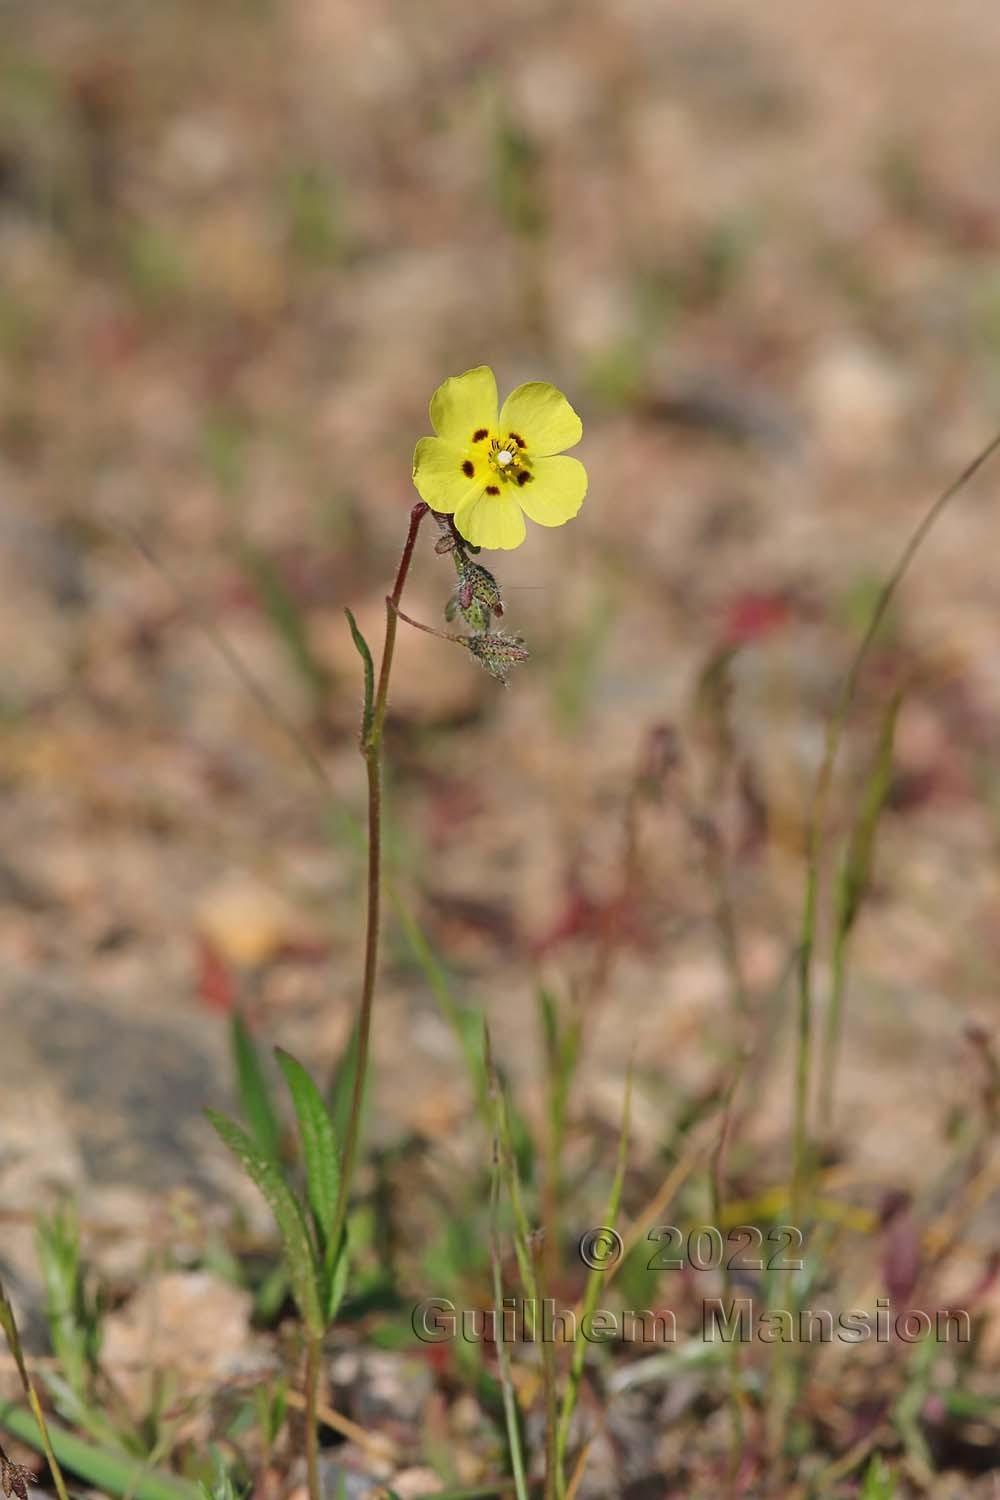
[791,429,1000,1224]
[396,897,490,1118]
[33,1203,141,1456]
[860,1455,899,1499]
[807,1433,882,1497]
[707,1058,748,1490]
[484,1042,539,1314]
[488,1116,530,1500]
[203,416,332,713]
[0,1281,70,1500]
[109,515,339,810]
[431,1486,535,1500]
[892,1336,936,1485]
[237,537,332,710]
[538,989,580,1297]
[817,687,902,1136]
[484,1030,557,1500]
[554,1067,631,1498]
[0,1402,197,1500]
[531,1248,559,1500]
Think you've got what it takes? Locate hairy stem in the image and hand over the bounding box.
[331,501,428,1252]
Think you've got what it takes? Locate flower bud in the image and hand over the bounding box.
[445,560,505,633]
[457,561,504,618]
[464,631,530,685]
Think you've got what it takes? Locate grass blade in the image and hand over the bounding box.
[240,539,332,708]
[488,1110,530,1500]
[860,1455,897,1498]
[0,1280,70,1500]
[0,1402,197,1500]
[792,427,1000,1222]
[555,1068,631,1495]
[818,687,903,1133]
[395,898,489,1117]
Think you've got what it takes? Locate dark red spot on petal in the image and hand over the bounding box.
[485,484,500,495]
[472,428,489,442]
[462,459,474,476]
[509,432,526,448]
[516,470,532,486]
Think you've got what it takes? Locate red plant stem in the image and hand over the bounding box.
[331,501,428,1251]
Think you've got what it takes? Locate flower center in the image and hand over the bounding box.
[488,435,529,484]
[481,433,535,494]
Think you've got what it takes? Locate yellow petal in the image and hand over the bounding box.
[516,456,588,527]
[498,382,582,456]
[454,489,526,550]
[429,366,498,446]
[412,436,485,513]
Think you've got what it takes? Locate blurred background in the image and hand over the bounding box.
[3,0,1000,1456]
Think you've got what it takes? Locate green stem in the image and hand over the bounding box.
[488,1130,530,1500]
[790,428,1000,1224]
[304,1335,322,1500]
[709,1061,747,1490]
[817,922,848,1139]
[331,502,428,1255]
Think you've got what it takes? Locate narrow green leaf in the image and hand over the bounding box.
[556,1067,631,1489]
[344,607,375,743]
[0,1281,71,1500]
[395,898,489,1118]
[253,1261,290,1325]
[198,1451,244,1500]
[239,541,331,706]
[861,1454,897,1499]
[323,1240,350,1324]
[836,687,903,936]
[275,1049,341,1257]
[0,1402,197,1500]
[206,1111,324,1337]
[230,1012,282,1162]
[488,1096,529,1500]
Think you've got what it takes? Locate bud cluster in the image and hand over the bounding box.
[406,511,531,685]
[446,560,505,633]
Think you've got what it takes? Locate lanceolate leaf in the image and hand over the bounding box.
[344,607,375,744]
[206,1111,324,1338]
[324,1237,350,1324]
[275,1049,341,1259]
[230,1011,282,1162]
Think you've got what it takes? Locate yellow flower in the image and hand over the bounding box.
[412,365,587,550]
